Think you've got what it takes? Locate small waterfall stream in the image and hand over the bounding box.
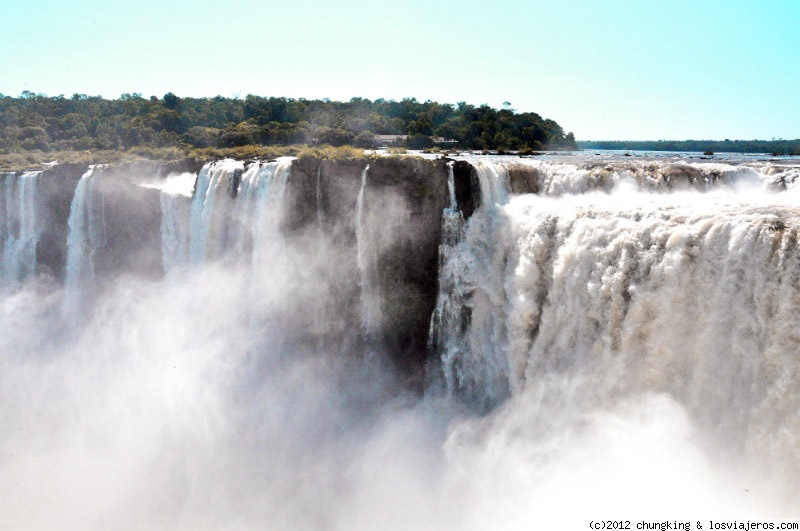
[64,166,106,314]
[0,171,41,286]
[356,164,380,339]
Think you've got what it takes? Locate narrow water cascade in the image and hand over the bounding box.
[0,171,41,286]
[188,159,242,264]
[316,164,323,228]
[428,162,466,389]
[355,164,380,339]
[64,166,105,314]
[446,161,457,209]
[430,160,514,407]
[241,159,293,329]
[158,172,195,274]
[246,159,292,271]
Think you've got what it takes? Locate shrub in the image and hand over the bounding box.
[297,144,366,161]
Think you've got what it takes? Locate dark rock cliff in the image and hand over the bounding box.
[36,164,84,280]
[451,160,481,219]
[290,156,449,378]
[33,161,164,282]
[90,162,164,282]
[27,156,452,382]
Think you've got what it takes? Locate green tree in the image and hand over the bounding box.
[163,92,180,110]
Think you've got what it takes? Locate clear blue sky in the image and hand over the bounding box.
[2,0,799,140]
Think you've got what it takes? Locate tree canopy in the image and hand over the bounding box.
[0,92,577,153]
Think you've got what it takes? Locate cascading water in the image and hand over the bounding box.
[235,159,293,326]
[356,164,380,339]
[507,157,793,195]
[156,158,295,335]
[3,154,800,529]
[430,160,515,407]
[188,159,242,264]
[316,164,323,227]
[429,157,800,468]
[157,172,195,274]
[156,159,293,274]
[237,159,292,270]
[428,162,466,389]
[0,171,41,286]
[64,166,106,314]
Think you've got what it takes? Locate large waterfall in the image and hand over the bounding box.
[1,154,799,529]
[431,157,800,468]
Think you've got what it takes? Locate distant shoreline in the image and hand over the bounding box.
[578,139,800,156]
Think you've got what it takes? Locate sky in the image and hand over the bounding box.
[2,0,799,140]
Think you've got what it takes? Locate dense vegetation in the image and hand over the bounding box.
[0,91,576,159]
[578,139,800,156]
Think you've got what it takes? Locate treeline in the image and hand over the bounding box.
[0,91,576,153]
[578,139,800,156]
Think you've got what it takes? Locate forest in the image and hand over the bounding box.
[0,91,576,158]
[578,139,800,156]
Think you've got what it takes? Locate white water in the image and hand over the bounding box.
[431,160,514,406]
[316,164,323,227]
[237,159,293,329]
[356,164,381,338]
[157,160,294,274]
[429,162,467,390]
[237,159,292,268]
[64,166,106,314]
[507,157,790,195]
[431,158,800,478]
[0,171,41,286]
[156,172,195,273]
[2,156,800,529]
[188,159,242,264]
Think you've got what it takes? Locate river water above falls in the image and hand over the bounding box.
[1,154,800,529]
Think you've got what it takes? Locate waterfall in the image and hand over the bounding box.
[430,158,800,460]
[428,162,466,385]
[244,159,292,270]
[0,171,41,286]
[159,159,292,273]
[510,158,783,196]
[3,155,800,527]
[188,159,242,264]
[430,160,513,407]
[227,161,276,259]
[64,166,106,314]
[356,164,380,338]
[158,172,195,274]
[316,165,323,227]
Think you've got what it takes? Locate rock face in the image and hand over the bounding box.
[32,162,165,283]
[90,162,165,282]
[290,156,449,378]
[507,164,542,195]
[35,164,84,280]
[451,160,480,219]
[20,156,451,382]
[365,157,449,375]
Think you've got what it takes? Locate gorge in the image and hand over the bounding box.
[2,153,800,529]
